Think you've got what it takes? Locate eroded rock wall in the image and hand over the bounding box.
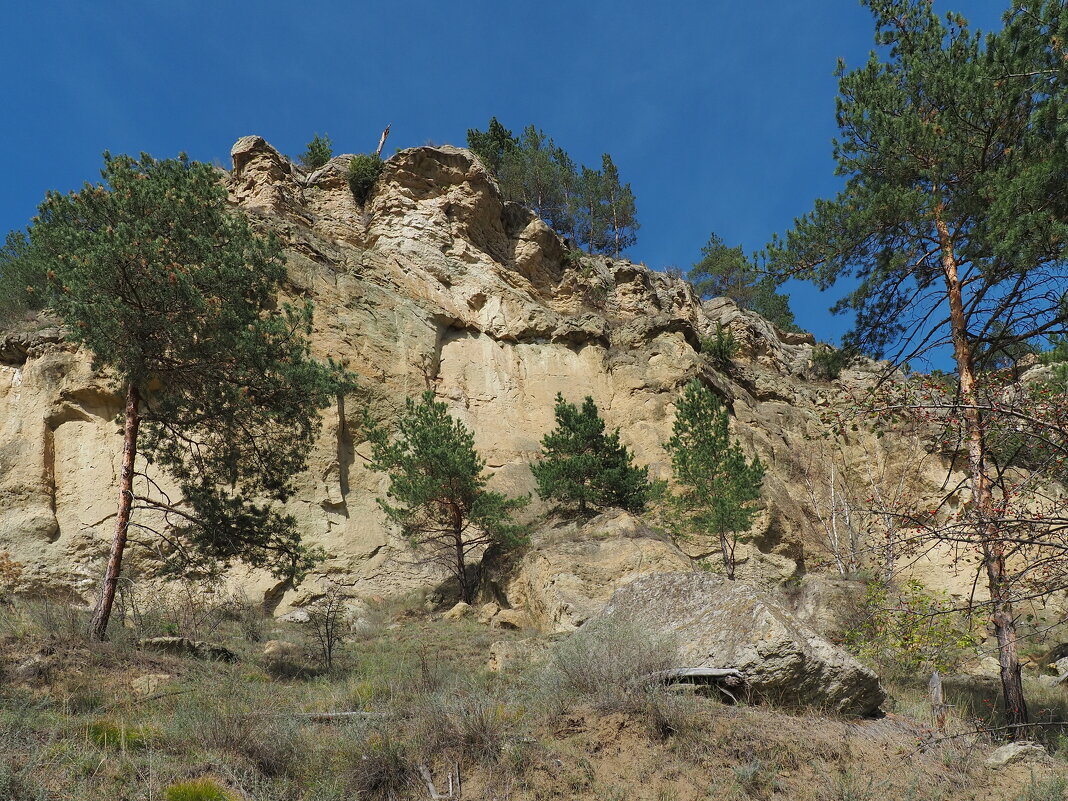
[0,136,951,612]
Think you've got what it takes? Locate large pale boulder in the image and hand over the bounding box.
[501,511,694,633]
[592,572,885,716]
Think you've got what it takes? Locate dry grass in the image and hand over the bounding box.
[0,593,1064,800]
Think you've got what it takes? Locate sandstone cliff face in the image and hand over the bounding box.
[0,136,959,612]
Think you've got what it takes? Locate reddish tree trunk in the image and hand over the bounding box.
[936,211,1028,735]
[88,383,140,641]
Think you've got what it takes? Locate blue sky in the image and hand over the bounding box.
[1,0,1007,345]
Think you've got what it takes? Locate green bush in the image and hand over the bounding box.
[299,133,333,169]
[348,154,384,205]
[812,345,853,380]
[1015,774,1067,801]
[164,778,237,801]
[85,719,152,750]
[701,323,739,368]
[845,579,974,675]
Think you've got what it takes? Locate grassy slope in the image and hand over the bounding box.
[0,594,1066,801]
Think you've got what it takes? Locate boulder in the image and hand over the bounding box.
[443,601,472,620]
[504,511,694,633]
[139,637,238,663]
[262,639,302,662]
[476,602,500,624]
[130,673,172,696]
[984,741,1050,768]
[491,608,531,630]
[10,651,57,685]
[590,572,885,716]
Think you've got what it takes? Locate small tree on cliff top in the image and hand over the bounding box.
[768,0,1068,734]
[299,133,333,169]
[13,152,346,640]
[532,394,651,515]
[364,391,529,604]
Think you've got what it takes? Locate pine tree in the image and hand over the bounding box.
[532,394,650,514]
[768,0,1068,733]
[0,231,44,326]
[665,380,764,579]
[599,154,639,258]
[688,233,797,331]
[13,152,346,640]
[299,133,333,169]
[466,117,518,176]
[364,392,528,604]
[575,166,609,255]
[465,118,639,255]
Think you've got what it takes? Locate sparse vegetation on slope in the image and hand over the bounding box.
[0,590,1063,800]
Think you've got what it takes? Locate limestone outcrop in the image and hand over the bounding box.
[0,135,950,613]
[591,572,886,715]
[494,510,694,633]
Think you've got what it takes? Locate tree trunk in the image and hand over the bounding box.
[450,503,472,604]
[374,123,391,159]
[88,382,140,641]
[720,532,735,580]
[936,212,1029,735]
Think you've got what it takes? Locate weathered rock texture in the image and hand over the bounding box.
[494,510,694,633]
[0,135,962,612]
[593,572,886,715]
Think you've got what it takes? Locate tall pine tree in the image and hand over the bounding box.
[12,152,346,640]
[688,232,797,332]
[768,0,1068,733]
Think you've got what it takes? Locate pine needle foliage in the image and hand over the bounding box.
[11,151,348,638]
[665,380,764,579]
[467,118,638,256]
[299,133,333,169]
[532,394,650,515]
[766,0,1068,732]
[364,391,528,603]
[688,232,797,332]
[0,231,45,327]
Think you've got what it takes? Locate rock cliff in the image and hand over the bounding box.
[0,136,960,614]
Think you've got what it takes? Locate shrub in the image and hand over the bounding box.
[348,154,384,204]
[343,730,413,801]
[0,757,49,801]
[407,688,511,767]
[299,133,333,170]
[217,589,267,643]
[844,579,974,675]
[1016,774,1067,801]
[85,719,152,750]
[164,778,237,801]
[732,758,781,799]
[701,323,739,368]
[812,344,853,380]
[548,615,678,712]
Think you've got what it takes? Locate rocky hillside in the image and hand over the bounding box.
[0,137,962,616]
